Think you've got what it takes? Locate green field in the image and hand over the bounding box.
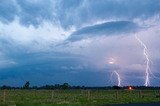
[0,89,160,106]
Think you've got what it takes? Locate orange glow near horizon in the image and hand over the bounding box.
[128,86,133,90]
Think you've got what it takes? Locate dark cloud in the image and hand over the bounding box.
[0,0,55,26]
[0,0,160,28]
[0,51,102,86]
[0,68,108,86]
[0,0,18,23]
[68,21,138,41]
[16,0,55,27]
[55,0,84,29]
[56,0,160,29]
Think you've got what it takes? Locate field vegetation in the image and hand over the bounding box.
[0,89,160,106]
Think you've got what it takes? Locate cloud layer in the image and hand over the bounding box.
[68,21,138,41]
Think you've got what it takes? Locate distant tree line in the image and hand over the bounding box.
[0,81,72,90]
[0,81,160,90]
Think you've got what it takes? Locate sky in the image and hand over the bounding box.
[0,0,160,87]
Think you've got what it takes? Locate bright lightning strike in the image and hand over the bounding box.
[113,71,121,86]
[109,71,121,87]
[107,58,121,86]
[135,34,150,86]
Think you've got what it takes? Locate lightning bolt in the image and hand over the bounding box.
[135,34,150,86]
[110,71,121,86]
[114,71,121,86]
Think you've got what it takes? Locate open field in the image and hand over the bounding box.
[0,89,160,106]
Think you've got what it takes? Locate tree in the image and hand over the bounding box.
[113,86,121,90]
[55,84,60,89]
[61,83,70,89]
[23,81,30,89]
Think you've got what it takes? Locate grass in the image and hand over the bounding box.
[0,89,160,106]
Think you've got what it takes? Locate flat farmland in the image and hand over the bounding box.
[0,89,160,106]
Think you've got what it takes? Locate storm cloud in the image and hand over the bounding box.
[68,21,138,41]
